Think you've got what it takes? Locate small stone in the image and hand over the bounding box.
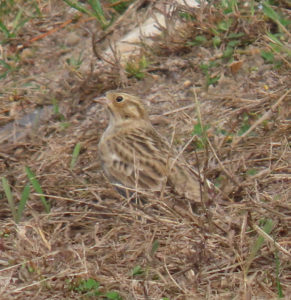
[65,32,80,47]
[21,48,34,59]
[183,80,192,88]
[151,74,159,81]
[15,147,24,156]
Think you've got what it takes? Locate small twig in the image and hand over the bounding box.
[207,138,241,187]
[264,42,291,68]
[163,258,185,293]
[12,270,87,293]
[23,18,74,48]
[170,135,195,170]
[192,88,216,229]
[0,251,60,273]
[232,90,290,147]
[252,224,291,258]
[108,0,130,8]
[163,103,195,116]
[34,193,105,209]
[192,88,210,170]
[160,119,177,201]
[92,32,116,66]
[276,20,291,38]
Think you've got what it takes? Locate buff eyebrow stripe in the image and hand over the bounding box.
[136,104,145,118]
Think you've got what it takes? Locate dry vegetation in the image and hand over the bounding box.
[0,0,290,299]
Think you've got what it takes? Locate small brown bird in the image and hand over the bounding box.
[97,91,200,200]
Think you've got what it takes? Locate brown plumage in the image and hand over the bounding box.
[98,91,200,200]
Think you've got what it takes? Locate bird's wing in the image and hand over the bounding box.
[131,127,201,201]
[99,126,171,191]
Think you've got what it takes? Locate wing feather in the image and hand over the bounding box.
[99,126,169,190]
[99,124,201,200]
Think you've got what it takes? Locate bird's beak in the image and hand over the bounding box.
[93,96,108,105]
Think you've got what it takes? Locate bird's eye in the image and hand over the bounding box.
[116,96,123,102]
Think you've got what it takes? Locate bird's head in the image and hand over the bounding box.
[97,92,149,126]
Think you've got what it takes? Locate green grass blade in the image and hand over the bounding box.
[266,32,283,46]
[88,0,107,27]
[12,8,23,32]
[32,0,43,17]
[251,219,273,256]
[132,265,143,276]
[25,166,50,213]
[16,184,30,223]
[275,249,284,298]
[62,0,93,16]
[88,0,103,16]
[14,17,29,35]
[105,291,122,300]
[262,2,290,28]
[266,32,291,56]
[245,219,273,274]
[0,59,12,69]
[2,177,17,221]
[250,0,255,16]
[70,142,81,169]
[0,71,9,79]
[0,20,11,38]
[151,240,160,255]
[52,98,60,114]
[263,2,279,22]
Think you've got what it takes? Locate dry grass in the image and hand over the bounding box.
[0,1,290,299]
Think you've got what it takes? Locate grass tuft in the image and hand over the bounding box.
[2,177,30,223]
[16,184,30,223]
[275,248,284,298]
[245,219,273,275]
[63,0,110,29]
[25,166,50,213]
[2,177,17,221]
[70,142,81,169]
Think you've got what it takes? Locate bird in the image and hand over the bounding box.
[97,91,201,201]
